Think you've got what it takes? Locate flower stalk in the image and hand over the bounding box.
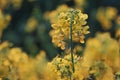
[70,14,75,73]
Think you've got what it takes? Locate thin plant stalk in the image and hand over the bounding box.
[117,37,120,58]
[70,14,75,73]
[118,37,120,54]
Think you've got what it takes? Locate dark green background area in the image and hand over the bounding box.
[1,0,120,59]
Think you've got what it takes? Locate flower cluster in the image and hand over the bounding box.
[25,17,38,33]
[0,42,47,80]
[81,33,120,80]
[96,7,118,30]
[0,33,120,80]
[74,0,87,10]
[0,0,23,10]
[46,54,84,80]
[0,9,11,38]
[0,0,23,38]
[50,9,90,50]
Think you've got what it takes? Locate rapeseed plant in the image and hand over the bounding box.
[50,8,89,50]
[0,2,120,80]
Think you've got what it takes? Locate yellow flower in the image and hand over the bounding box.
[116,16,120,25]
[0,65,9,78]
[115,28,120,39]
[0,9,11,38]
[3,60,10,66]
[25,17,38,32]
[45,53,84,80]
[8,48,29,64]
[81,32,120,79]
[11,0,23,9]
[0,41,10,51]
[50,8,90,50]
[96,7,118,30]
[74,0,87,10]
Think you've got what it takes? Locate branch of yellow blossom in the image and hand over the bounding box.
[50,8,90,50]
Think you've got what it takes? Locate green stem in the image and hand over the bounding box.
[118,37,120,67]
[70,14,75,73]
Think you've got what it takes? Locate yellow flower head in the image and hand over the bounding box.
[96,7,118,30]
[0,9,11,38]
[50,8,90,50]
[82,32,120,74]
[46,53,82,80]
